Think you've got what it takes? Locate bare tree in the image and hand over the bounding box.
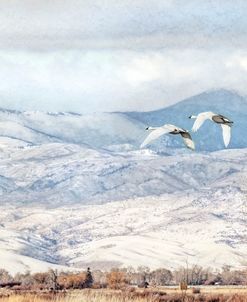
[150,268,173,286]
[48,269,59,290]
[0,269,12,283]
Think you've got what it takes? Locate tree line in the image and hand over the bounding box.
[0,265,247,291]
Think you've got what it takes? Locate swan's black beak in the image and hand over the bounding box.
[188,115,192,119]
[145,127,149,130]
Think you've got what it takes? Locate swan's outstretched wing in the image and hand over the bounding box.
[140,127,170,148]
[221,124,231,147]
[180,132,195,150]
[192,114,208,132]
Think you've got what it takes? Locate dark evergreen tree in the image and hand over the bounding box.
[84,267,93,288]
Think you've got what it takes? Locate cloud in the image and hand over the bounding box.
[0,1,246,112]
[121,55,163,87]
[0,0,246,50]
[226,53,247,71]
[0,48,245,113]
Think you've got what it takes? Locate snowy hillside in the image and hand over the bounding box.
[0,142,246,205]
[0,89,246,151]
[0,89,246,273]
[125,89,247,151]
[0,175,246,273]
[0,110,144,149]
[0,144,246,273]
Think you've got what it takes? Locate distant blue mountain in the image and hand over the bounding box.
[125,89,247,151]
[0,89,245,152]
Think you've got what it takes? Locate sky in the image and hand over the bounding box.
[0,0,246,113]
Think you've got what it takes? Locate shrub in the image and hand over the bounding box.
[106,270,128,289]
[58,272,86,289]
[192,287,201,294]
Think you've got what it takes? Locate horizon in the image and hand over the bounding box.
[0,88,244,114]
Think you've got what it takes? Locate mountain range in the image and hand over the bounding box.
[0,89,246,152]
[0,89,246,273]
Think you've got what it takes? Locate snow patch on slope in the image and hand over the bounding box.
[0,188,246,273]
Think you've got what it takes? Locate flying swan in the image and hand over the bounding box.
[140,124,195,150]
[189,111,233,147]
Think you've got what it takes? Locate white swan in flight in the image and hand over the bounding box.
[140,124,195,150]
[189,111,233,147]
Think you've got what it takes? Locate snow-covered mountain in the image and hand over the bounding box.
[0,144,247,273]
[0,142,245,206]
[125,89,247,151]
[0,110,143,149]
[0,89,246,273]
[0,89,246,151]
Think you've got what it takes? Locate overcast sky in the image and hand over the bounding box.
[0,0,246,113]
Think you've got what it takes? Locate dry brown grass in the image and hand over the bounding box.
[152,286,247,295]
[1,288,247,302]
